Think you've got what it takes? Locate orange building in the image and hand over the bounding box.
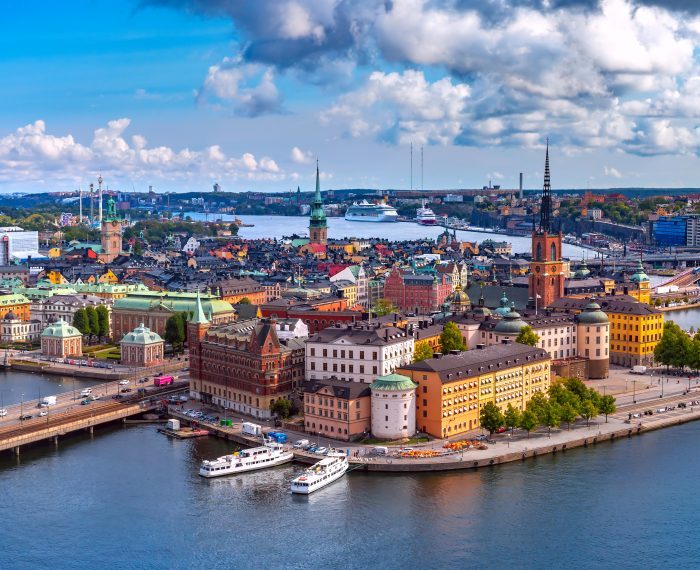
[399,343,550,439]
[302,377,371,441]
[215,277,267,305]
[0,293,31,321]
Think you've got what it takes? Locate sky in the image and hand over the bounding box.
[4,0,700,193]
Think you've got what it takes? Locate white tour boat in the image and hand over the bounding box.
[290,451,349,494]
[199,441,294,478]
[416,201,437,225]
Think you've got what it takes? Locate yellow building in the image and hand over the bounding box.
[552,295,663,367]
[398,343,551,439]
[627,259,651,305]
[332,280,358,307]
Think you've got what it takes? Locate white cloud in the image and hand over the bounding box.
[0,119,289,187]
[290,146,313,164]
[603,165,622,178]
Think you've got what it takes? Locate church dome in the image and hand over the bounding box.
[629,259,649,283]
[576,299,609,325]
[447,284,470,307]
[494,291,511,316]
[494,304,528,334]
[574,258,591,279]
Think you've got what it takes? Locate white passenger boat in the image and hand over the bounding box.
[199,442,294,478]
[416,201,437,225]
[290,451,349,494]
[344,200,399,222]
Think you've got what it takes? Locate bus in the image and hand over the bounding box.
[153,375,174,387]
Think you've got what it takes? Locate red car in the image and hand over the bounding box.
[496,427,507,433]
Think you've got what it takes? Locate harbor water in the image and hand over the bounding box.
[185,213,591,258]
[1,407,700,569]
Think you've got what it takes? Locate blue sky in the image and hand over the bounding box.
[3,0,700,193]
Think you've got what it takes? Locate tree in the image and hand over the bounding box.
[559,402,578,430]
[598,395,617,423]
[85,306,99,344]
[165,314,186,353]
[519,409,538,438]
[373,298,396,317]
[526,392,549,425]
[238,297,252,305]
[504,404,521,434]
[515,325,540,347]
[655,321,684,370]
[270,398,292,419]
[479,402,504,437]
[96,305,109,340]
[440,321,466,353]
[413,341,434,362]
[228,223,240,236]
[73,309,90,336]
[580,399,598,427]
[542,402,560,436]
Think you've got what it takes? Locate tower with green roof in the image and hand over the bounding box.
[309,161,328,245]
[629,256,651,305]
[100,194,123,263]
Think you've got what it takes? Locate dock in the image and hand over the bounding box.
[158,427,209,439]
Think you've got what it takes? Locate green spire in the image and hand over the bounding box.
[103,195,119,222]
[309,160,327,228]
[190,290,209,325]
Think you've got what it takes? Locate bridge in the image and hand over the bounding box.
[655,267,700,290]
[0,381,188,455]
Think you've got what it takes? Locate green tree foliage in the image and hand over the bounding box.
[413,341,434,362]
[559,402,578,430]
[86,306,99,342]
[580,400,598,427]
[165,314,186,353]
[515,325,540,347]
[270,398,293,419]
[96,305,110,340]
[598,395,617,423]
[373,298,397,317]
[479,402,505,436]
[526,392,549,425]
[72,309,90,335]
[504,404,521,434]
[439,321,466,353]
[238,297,252,305]
[542,402,561,436]
[519,409,538,438]
[655,321,690,370]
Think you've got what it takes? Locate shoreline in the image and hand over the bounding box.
[658,302,700,313]
[168,391,700,473]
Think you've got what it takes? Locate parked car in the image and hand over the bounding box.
[293,439,310,449]
[118,379,130,386]
[81,399,91,405]
[39,410,48,417]
[0,408,7,417]
[19,414,33,420]
[315,447,328,455]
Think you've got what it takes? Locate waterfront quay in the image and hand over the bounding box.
[0,380,188,454]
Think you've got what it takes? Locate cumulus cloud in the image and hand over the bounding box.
[603,165,622,178]
[290,147,313,164]
[151,0,700,157]
[0,118,287,187]
[196,58,283,116]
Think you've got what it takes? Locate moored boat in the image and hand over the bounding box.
[290,451,349,494]
[199,441,294,477]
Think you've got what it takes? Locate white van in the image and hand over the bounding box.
[373,446,389,455]
[80,388,92,397]
[293,439,310,449]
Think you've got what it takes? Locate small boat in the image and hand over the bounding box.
[416,201,437,225]
[199,441,293,477]
[290,451,349,494]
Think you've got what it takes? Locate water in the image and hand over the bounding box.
[186,213,591,258]
[663,308,700,331]
[2,410,700,569]
[0,369,103,407]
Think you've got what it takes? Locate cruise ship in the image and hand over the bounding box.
[344,200,399,222]
[199,442,294,478]
[416,201,437,225]
[290,451,349,494]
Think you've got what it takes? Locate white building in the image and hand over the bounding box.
[330,265,368,308]
[31,294,112,331]
[306,323,415,384]
[275,317,309,341]
[0,311,42,343]
[0,227,40,264]
[182,237,200,255]
[370,373,417,440]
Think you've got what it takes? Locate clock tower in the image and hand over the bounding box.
[529,142,565,308]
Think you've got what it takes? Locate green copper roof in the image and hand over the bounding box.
[121,323,164,345]
[41,318,82,338]
[494,304,528,334]
[576,299,609,325]
[629,259,649,283]
[190,290,209,325]
[309,161,327,228]
[574,258,591,279]
[113,291,233,316]
[370,373,418,392]
[103,196,120,222]
[494,291,511,316]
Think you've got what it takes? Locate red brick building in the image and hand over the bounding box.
[188,296,305,419]
[383,269,452,313]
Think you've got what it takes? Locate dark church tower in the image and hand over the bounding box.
[309,162,328,245]
[529,141,565,308]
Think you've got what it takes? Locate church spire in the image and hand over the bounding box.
[314,160,321,202]
[539,138,552,233]
[190,289,209,325]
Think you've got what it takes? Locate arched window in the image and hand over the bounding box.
[550,243,557,261]
[536,243,542,261]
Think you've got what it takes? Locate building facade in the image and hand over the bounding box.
[40,319,83,358]
[399,343,550,439]
[383,269,453,313]
[305,323,415,384]
[302,377,371,441]
[370,373,418,440]
[120,323,164,367]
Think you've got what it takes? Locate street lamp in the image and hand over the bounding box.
[633,380,637,404]
[20,393,24,419]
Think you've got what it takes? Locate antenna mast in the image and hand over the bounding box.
[410,143,413,191]
[421,145,424,192]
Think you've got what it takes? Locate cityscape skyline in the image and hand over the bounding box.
[5,0,700,193]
